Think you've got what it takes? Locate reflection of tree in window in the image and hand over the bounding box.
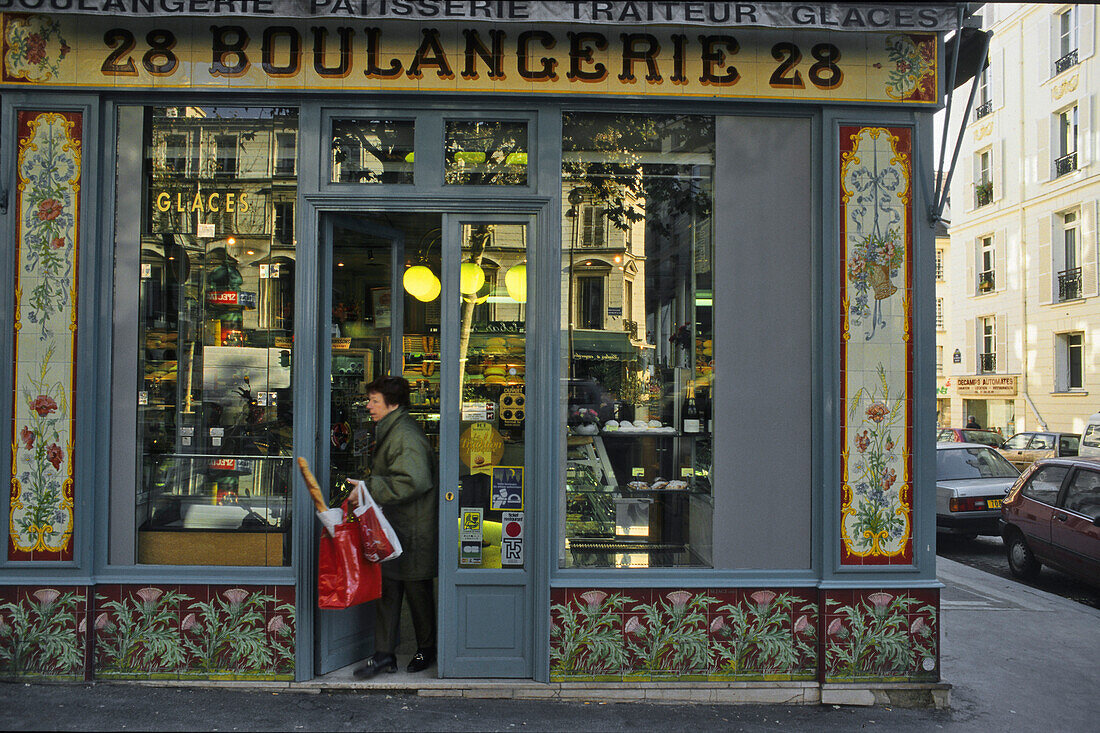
[331,119,415,184]
[445,120,528,186]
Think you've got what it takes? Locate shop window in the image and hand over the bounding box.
[330,118,414,184]
[1055,331,1085,391]
[1058,210,1081,300]
[122,106,299,567]
[560,112,714,569]
[444,120,528,186]
[1056,106,1078,176]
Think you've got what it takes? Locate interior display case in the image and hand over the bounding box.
[134,107,299,566]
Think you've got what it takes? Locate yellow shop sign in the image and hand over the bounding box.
[154,190,251,214]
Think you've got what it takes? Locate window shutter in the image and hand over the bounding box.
[996,228,1008,291]
[1044,12,1055,77]
[1080,94,1092,167]
[1084,201,1099,297]
[966,318,977,373]
[993,50,1005,110]
[996,138,1006,201]
[966,238,976,295]
[996,314,1007,373]
[1081,4,1095,60]
[1037,118,1051,183]
[1039,213,1054,304]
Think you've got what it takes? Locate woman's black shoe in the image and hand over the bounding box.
[406,648,435,673]
[353,654,397,679]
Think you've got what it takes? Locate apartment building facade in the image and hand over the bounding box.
[943,2,1100,436]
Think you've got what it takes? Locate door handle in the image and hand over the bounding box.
[1055,513,1068,522]
[445,491,455,502]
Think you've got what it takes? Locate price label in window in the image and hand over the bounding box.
[681,467,693,477]
[140,263,152,279]
[632,467,645,477]
[137,391,148,405]
[197,223,215,238]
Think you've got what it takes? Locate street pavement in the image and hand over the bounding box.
[1,557,1097,732]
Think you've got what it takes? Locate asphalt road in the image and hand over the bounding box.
[936,533,1100,610]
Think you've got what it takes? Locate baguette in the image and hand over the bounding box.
[297,457,329,513]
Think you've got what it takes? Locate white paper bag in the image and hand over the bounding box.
[317,507,344,538]
[350,480,403,562]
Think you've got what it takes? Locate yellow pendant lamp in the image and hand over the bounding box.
[403,265,440,302]
[460,262,486,295]
[504,263,527,303]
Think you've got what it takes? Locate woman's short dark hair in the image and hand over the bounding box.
[365,376,410,408]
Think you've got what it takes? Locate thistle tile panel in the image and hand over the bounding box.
[0,585,87,678]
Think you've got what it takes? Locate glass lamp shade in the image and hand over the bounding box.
[417,274,441,302]
[504,263,527,303]
[403,265,438,300]
[460,262,486,294]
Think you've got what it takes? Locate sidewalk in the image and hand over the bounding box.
[936,556,1100,731]
[2,558,1098,731]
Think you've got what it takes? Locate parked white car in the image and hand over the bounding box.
[936,442,1021,539]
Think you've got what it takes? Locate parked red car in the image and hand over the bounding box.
[937,427,1004,448]
[999,457,1100,586]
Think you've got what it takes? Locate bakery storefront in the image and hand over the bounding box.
[1,2,953,696]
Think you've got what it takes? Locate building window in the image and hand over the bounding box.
[164,133,189,175]
[935,249,945,281]
[576,274,605,329]
[978,236,995,292]
[980,316,996,373]
[1056,332,1085,390]
[937,345,944,375]
[1059,211,1082,300]
[580,203,607,247]
[1056,106,1079,176]
[1057,6,1079,74]
[936,298,945,330]
[214,134,237,176]
[274,132,296,176]
[975,64,993,119]
[273,200,294,245]
[975,149,993,207]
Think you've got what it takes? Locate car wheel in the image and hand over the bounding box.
[1006,532,1041,580]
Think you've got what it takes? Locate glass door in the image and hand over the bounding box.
[439,215,534,677]
[315,212,443,674]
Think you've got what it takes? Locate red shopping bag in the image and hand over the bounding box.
[349,480,403,563]
[317,504,382,610]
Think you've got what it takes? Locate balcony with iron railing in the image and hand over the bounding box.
[979,352,997,373]
[623,319,639,339]
[975,101,993,120]
[1059,267,1082,301]
[1055,49,1079,75]
[1056,151,1078,177]
[978,270,995,293]
[975,181,993,207]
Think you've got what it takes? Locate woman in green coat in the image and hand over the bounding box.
[350,376,438,679]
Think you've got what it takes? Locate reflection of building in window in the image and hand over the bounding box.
[275,132,296,175]
[576,273,605,330]
[165,133,190,174]
[273,200,294,244]
[215,134,237,176]
[580,204,606,247]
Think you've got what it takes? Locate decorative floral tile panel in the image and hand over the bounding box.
[882,34,937,102]
[549,587,818,682]
[8,110,82,561]
[93,584,295,680]
[839,126,914,565]
[0,585,88,678]
[823,588,938,681]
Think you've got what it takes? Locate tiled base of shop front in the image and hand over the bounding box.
[0,584,294,681]
[550,587,940,684]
